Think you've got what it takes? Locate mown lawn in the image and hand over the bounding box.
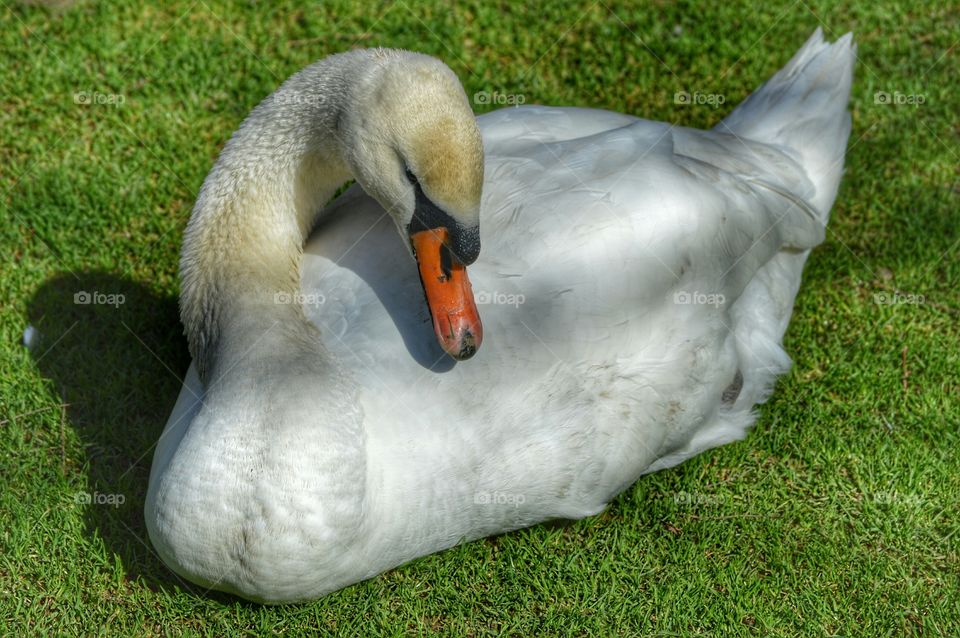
[1,0,957,635]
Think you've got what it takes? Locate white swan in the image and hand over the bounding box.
[145,30,856,603]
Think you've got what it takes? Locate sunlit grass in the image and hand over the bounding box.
[1,0,957,635]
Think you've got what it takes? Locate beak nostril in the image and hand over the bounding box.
[439,243,454,280]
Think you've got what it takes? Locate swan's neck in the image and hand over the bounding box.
[179,61,357,380]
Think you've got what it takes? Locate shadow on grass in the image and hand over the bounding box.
[26,272,244,604]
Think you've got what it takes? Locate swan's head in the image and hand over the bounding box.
[339,51,485,360]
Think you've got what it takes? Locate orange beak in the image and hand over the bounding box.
[411,228,483,360]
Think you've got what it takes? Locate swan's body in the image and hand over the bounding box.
[146,31,856,603]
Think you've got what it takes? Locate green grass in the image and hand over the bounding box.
[1,0,958,635]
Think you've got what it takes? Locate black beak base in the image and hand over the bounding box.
[405,170,480,265]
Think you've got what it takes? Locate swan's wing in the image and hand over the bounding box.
[671,127,824,248]
[477,105,639,156]
[479,112,825,318]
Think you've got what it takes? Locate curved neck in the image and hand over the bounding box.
[179,55,364,380]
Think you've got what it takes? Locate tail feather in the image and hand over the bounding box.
[722,30,856,411]
[717,28,856,217]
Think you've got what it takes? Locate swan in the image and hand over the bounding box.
[145,29,856,603]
